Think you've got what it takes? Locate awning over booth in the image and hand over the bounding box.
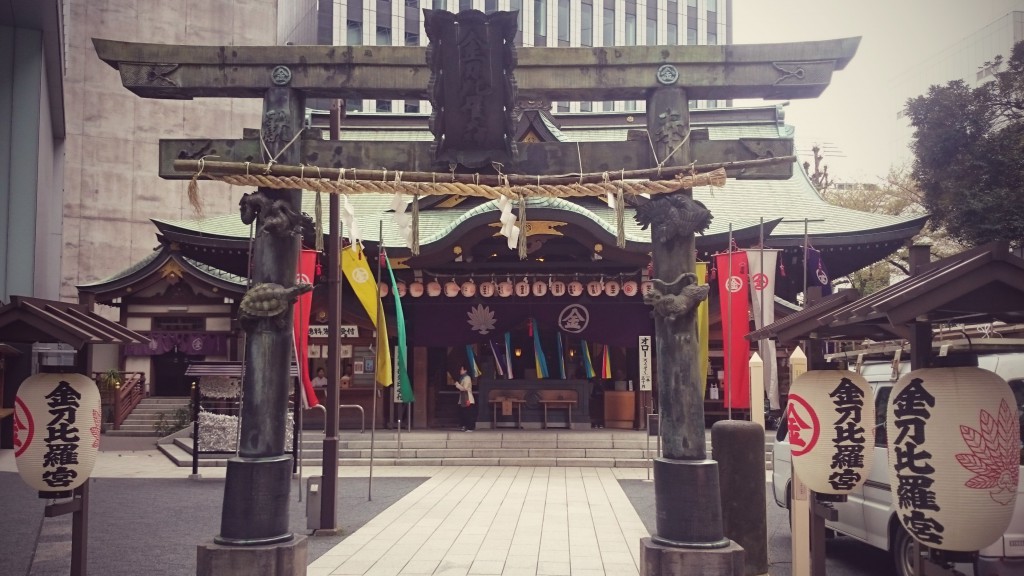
[0,296,149,349]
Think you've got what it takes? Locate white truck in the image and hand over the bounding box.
[771,354,1024,576]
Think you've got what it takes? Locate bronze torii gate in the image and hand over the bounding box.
[95,16,857,574]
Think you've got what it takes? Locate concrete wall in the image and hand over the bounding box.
[0,24,64,302]
[61,0,279,302]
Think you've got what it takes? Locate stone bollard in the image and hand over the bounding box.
[711,420,768,576]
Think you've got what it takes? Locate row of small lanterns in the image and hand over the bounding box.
[380,278,655,298]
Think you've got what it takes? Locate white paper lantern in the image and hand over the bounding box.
[379,282,389,297]
[408,281,424,297]
[15,373,101,493]
[461,281,477,297]
[426,280,442,297]
[532,280,548,297]
[498,280,513,297]
[787,370,874,495]
[604,280,621,297]
[479,281,495,298]
[640,280,655,296]
[587,281,603,297]
[550,280,566,296]
[886,367,1019,552]
[396,281,407,297]
[568,281,584,297]
[444,281,460,297]
[515,280,531,297]
[622,280,639,297]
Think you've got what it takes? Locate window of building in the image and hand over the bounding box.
[346,98,363,112]
[485,0,499,12]
[603,100,615,112]
[405,0,418,6]
[646,0,658,45]
[347,20,363,45]
[405,101,421,113]
[557,0,570,45]
[535,0,548,45]
[377,25,392,45]
[624,0,636,46]
[603,3,615,46]
[666,1,678,45]
[405,31,419,45]
[686,0,697,45]
[511,0,524,44]
[377,100,392,112]
[581,0,593,46]
[580,101,592,112]
[460,0,473,11]
[556,102,570,112]
[706,0,717,45]
[433,0,447,9]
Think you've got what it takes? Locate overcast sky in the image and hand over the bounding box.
[732,0,1024,183]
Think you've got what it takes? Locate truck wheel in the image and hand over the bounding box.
[892,523,917,576]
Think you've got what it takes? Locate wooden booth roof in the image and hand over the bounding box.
[747,241,1024,343]
[0,297,150,350]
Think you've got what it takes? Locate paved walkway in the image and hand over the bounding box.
[306,466,649,576]
[1,434,666,576]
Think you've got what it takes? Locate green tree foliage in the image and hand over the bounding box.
[904,41,1024,249]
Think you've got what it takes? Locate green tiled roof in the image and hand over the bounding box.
[78,249,162,287]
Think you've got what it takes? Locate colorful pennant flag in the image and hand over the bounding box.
[531,318,549,378]
[580,340,596,378]
[696,261,710,399]
[601,344,612,379]
[384,250,414,403]
[292,249,319,409]
[342,243,393,387]
[489,339,506,378]
[466,345,482,377]
[556,332,566,380]
[715,250,751,409]
[504,332,514,379]
[374,300,392,388]
[745,249,781,411]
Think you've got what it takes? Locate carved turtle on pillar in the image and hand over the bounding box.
[643,272,710,322]
[239,282,313,329]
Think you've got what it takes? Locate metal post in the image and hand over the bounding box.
[727,223,733,422]
[397,419,402,460]
[320,99,343,533]
[71,481,88,576]
[191,381,200,478]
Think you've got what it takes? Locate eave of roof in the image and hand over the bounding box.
[0,297,150,350]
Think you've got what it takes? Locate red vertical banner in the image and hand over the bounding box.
[294,249,319,409]
[714,250,751,409]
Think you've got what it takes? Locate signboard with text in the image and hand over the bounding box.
[638,335,652,391]
[308,325,359,338]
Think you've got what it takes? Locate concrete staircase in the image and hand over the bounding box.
[105,397,191,437]
[157,429,776,469]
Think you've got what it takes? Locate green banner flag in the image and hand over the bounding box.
[384,251,414,403]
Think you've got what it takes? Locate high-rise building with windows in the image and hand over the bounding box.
[278,0,731,116]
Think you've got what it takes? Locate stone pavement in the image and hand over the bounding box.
[1,430,790,576]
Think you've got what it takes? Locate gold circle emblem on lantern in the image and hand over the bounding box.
[622,280,639,296]
[444,281,460,297]
[426,280,442,297]
[409,281,424,297]
[568,281,584,297]
[604,280,621,297]
[479,281,495,298]
[550,280,566,296]
[787,370,874,495]
[515,280,531,297]
[886,366,1019,552]
[498,280,514,297]
[396,281,407,297]
[379,282,389,297]
[15,373,101,493]
[461,281,476,297]
[640,281,655,296]
[532,281,548,297]
[587,281,603,297]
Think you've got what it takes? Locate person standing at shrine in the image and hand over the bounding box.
[454,365,476,431]
[312,367,328,389]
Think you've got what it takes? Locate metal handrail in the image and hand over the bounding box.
[340,404,365,433]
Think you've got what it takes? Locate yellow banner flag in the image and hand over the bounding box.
[697,261,710,398]
[341,244,393,386]
[341,244,380,329]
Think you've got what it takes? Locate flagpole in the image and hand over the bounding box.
[759,217,765,423]
[369,220,383,501]
[726,223,733,422]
